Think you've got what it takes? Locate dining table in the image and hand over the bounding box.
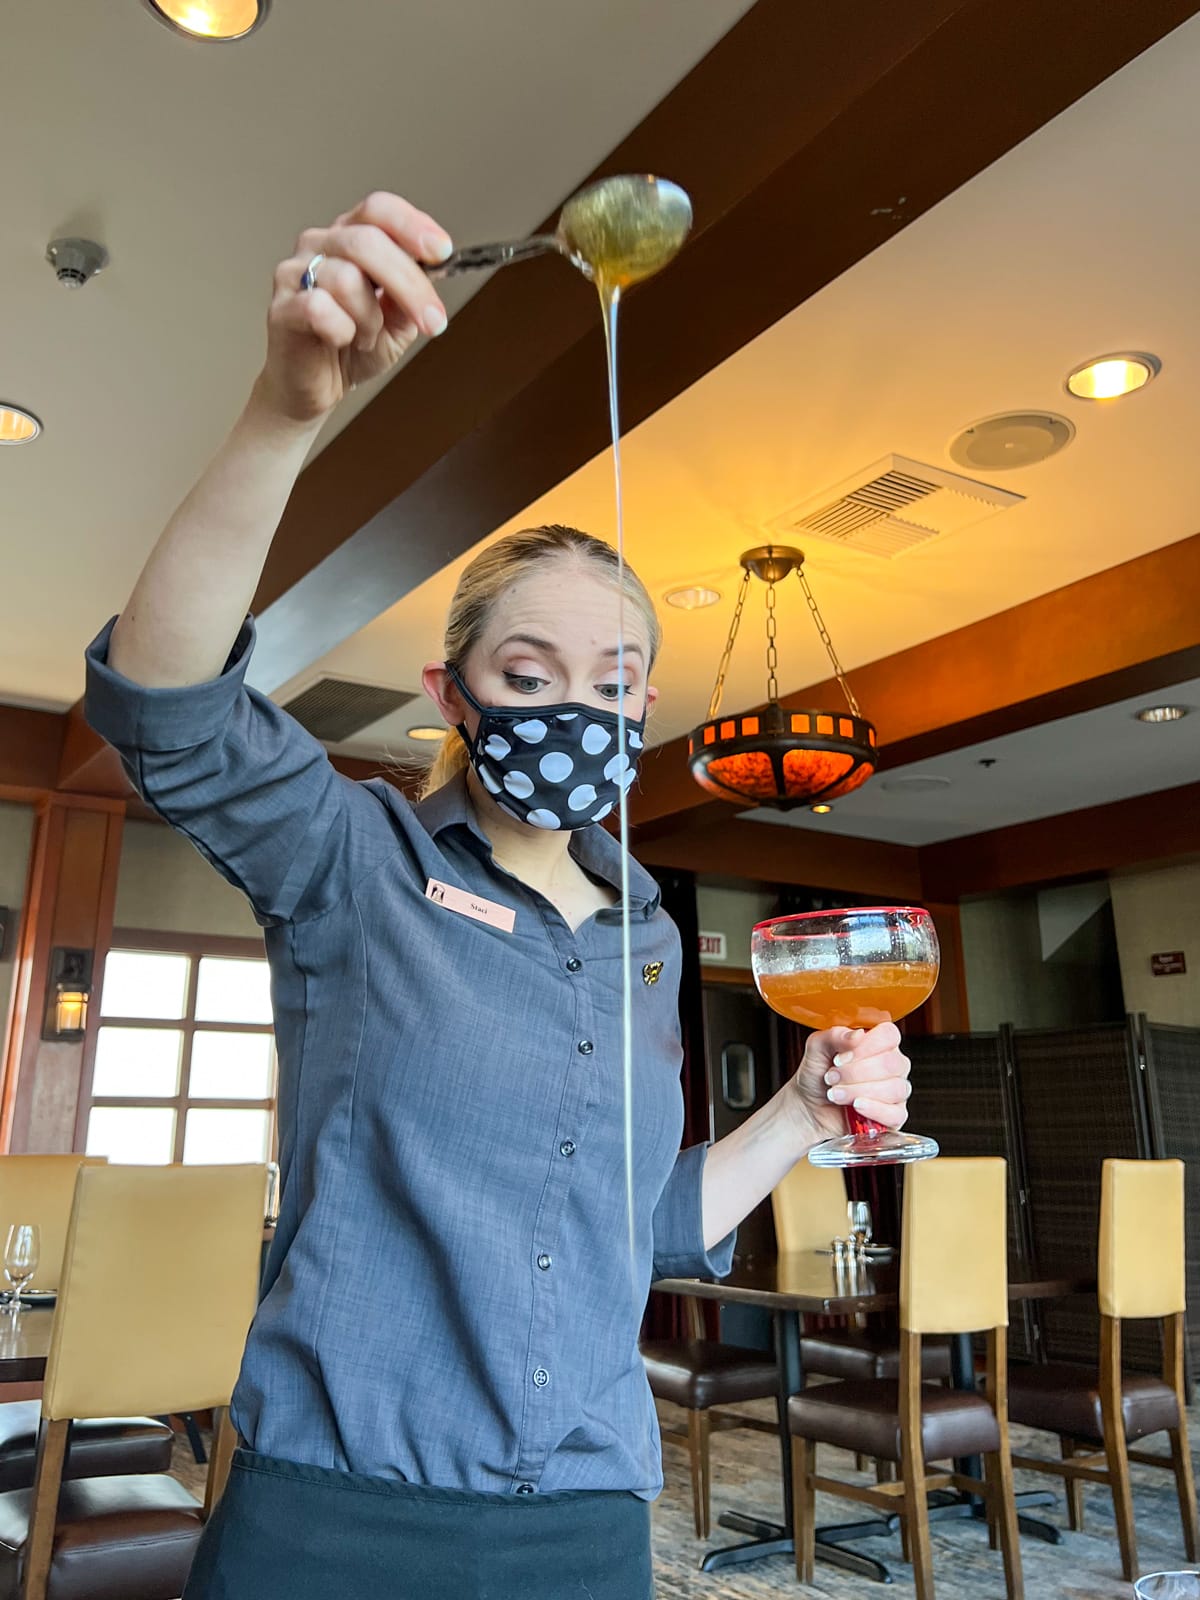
[652,1251,1095,1583]
[0,1306,53,1385]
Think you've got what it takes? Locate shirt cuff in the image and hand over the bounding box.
[84,616,256,753]
[652,1141,737,1281]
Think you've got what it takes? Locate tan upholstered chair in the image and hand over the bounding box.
[774,1162,952,1386]
[0,1155,173,1494]
[1009,1158,1198,1581]
[788,1158,1023,1599]
[0,1157,107,1293]
[0,1162,264,1600]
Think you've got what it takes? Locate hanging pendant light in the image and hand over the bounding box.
[687,546,876,809]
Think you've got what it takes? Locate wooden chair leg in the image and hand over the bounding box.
[899,1509,911,1564]
[874,1458,895,1484]
[855,1452,868,1472]
[1061,1437,1085,1532]
[985,1448,1024,1600]
[24,1418,69,1600]
[899,1331,934,1600]
[793,1436,816,1584]
[1100,1317,1138,1582]
[204,1407,238,1521]
[686,1409,710,1540]
[1165,1312,1199,1563]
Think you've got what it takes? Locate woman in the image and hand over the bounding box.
[84,191,913,1600]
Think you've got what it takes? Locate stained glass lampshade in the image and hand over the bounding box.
[687,546,877,810]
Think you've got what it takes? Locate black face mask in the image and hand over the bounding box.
[446,665,646,831]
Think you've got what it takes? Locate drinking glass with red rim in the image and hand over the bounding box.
[751,907,940,1167]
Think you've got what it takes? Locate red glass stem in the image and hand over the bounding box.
[846,1107,886,1141]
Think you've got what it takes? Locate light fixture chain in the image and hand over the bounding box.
[707,568,753,721]
[796,568,863,718]
[765,579,779,704]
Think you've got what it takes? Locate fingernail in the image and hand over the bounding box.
[824,1069,840,1086]
[424,305,448,337]
[853,1098,868,1113]
[828,1087,848,1104]
[833,1052,853,1070]
[422,233,454,264]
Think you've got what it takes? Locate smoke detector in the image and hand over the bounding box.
[46,238,109,290]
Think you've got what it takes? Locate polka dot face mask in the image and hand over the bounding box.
[446,665,646,831]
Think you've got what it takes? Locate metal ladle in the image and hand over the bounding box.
[428,173,692,289]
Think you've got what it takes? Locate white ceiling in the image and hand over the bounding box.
[740,677,1200,847]
[300,15,1200,799]
[0,0,752,708]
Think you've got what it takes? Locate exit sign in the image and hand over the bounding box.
[698,931,727,961]
[1151,951,1187,976]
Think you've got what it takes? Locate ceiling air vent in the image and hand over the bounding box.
[280,678,415,743]
[767,454,1024,558]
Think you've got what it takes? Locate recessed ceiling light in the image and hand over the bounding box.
[664,585,721,611]
[1134,705,1190,724]
[0,404,41,445]
[142,0,268,40]
[810,803,833,815]
[1066,352,1160,401]
[406,725,446,741]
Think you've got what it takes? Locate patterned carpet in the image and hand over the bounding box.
[169,1399,1200,1597]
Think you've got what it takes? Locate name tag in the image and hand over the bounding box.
[425,878,516,934]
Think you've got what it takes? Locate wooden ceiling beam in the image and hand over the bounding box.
[245,0,1199,691]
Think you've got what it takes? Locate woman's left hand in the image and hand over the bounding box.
[785,1023,912,1147]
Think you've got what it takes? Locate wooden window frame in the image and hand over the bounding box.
[76,928,276,1164]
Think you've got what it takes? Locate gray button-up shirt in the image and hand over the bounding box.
[85,618,735,1499]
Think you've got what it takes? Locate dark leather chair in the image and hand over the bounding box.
[789,1158,1023,1599]
[1008,1159,1199,1582]
[0,1406,173,1494]
[642,1296,779,1538]
[0,1164,264,1600]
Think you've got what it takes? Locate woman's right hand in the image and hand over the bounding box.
[256,192,454,425]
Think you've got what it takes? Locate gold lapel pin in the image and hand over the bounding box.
[642,962,664,986]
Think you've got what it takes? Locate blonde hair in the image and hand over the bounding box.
[420,524,661,800]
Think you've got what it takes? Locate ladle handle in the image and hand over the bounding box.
[426,235,560,280]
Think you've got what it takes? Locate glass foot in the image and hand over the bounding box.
[808,1130,940,1168]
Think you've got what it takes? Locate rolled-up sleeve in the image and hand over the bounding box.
[651,1141,737,1280]
[85,616,397,925]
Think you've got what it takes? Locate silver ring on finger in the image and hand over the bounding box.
[300,253,325,293]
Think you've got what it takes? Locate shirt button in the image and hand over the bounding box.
[559,1140,576,1158]
[537,1253,552,1270]
[532,1368,550,1388]
[516,1483,535,1495]
[577,1039,594,1055]
[565,956,583,974]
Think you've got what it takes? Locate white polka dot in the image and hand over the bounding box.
[479,764,501,794]
[526,808,561,830]
[603,752,631,781]
[503,771,535,799]
[512,719,548,744]
[567,783,598,812]
[581,724,612,755]
[592,803,614,823]
[619,767,637,792]
[628,730,643,750]
[555,712,579,722]
[538,751,574,783]
[483,734,511,760]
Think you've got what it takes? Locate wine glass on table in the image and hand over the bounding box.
[4,1225,40,1317]
[751,907,940,1167]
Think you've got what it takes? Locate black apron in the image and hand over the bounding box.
[183,1449,656,1600]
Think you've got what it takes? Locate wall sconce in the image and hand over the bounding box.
[42,949,94,1042]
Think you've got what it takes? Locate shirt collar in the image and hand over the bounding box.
[414,771,661,917]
